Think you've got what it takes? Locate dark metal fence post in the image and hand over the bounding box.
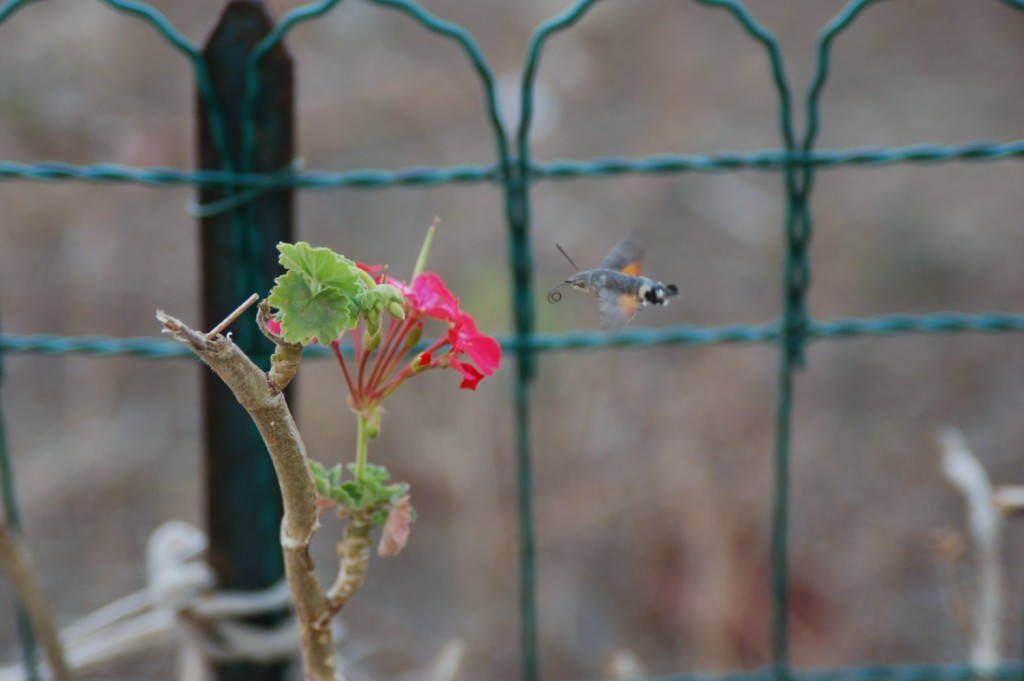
[197,2,294,681]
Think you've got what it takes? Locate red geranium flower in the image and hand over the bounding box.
[446,313,502,378]
[332,268,502,410]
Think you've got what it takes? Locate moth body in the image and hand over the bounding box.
[549,231,679,329]
[566,269,678,307]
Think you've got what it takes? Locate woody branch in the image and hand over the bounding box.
[156,310,339,681]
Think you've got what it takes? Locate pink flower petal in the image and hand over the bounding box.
[449,356,485,391]
[446,312,503,377]
[409,272,460,321]
[357,262,386,283]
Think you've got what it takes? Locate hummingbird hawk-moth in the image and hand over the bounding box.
[547,231,679,330]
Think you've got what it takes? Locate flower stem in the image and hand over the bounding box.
[331,341,357,398]
[352,328,365,392]
[365,315,404,391]
[367,316,415,395]
[355,411,369,485]
[374,362,420,404]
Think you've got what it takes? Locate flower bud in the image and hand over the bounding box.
[374,283,404,301]
[366,408,382,439]
[364,327,381,351]
[364,308,381,336]
[403,322,423,350]
[413,350,431,372]
[388,301,406,320]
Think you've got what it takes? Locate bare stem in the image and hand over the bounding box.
[325,511,373,617]
[157,310,340,681]
[0,523,73,681]
[258,300,303,391]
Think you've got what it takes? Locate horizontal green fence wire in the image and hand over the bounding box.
[2,1,1024,681]
[5,312,1024,358]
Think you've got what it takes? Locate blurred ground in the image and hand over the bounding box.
[2,0,1024,679]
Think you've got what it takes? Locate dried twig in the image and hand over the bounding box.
[0,524,73,681]
[205,293,259,339]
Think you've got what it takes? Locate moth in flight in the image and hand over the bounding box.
[547,231,679,330]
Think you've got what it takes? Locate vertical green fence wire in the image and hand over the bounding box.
[4,1,1024,681]
[692,4,802,675]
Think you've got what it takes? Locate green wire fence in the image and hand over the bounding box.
[2,1,1024,680]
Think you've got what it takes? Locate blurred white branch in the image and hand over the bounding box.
[937,427,1002,670]
[426,640,464,681]
[0,521,303,681]
[604,649,645,679]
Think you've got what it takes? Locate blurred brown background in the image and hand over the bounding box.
[3,0,1024,679]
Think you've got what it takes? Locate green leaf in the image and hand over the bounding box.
[314,476,330,498]
[382,482,410,502]
[268,271,358,345]
[277,242,360,293]
[329,486,357,508]
[341,481,362,505]
[309,461,329,494]
[268,243,366,346]
[362,464,391,484]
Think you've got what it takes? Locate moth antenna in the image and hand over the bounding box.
[555,243,581,272]
[547,281,569,304]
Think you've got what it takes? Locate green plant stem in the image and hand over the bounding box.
[355,412,369,485]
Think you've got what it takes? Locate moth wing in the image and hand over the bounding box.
[620,261,643,277]
[600,230,647,273]
[598,288,638,330]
